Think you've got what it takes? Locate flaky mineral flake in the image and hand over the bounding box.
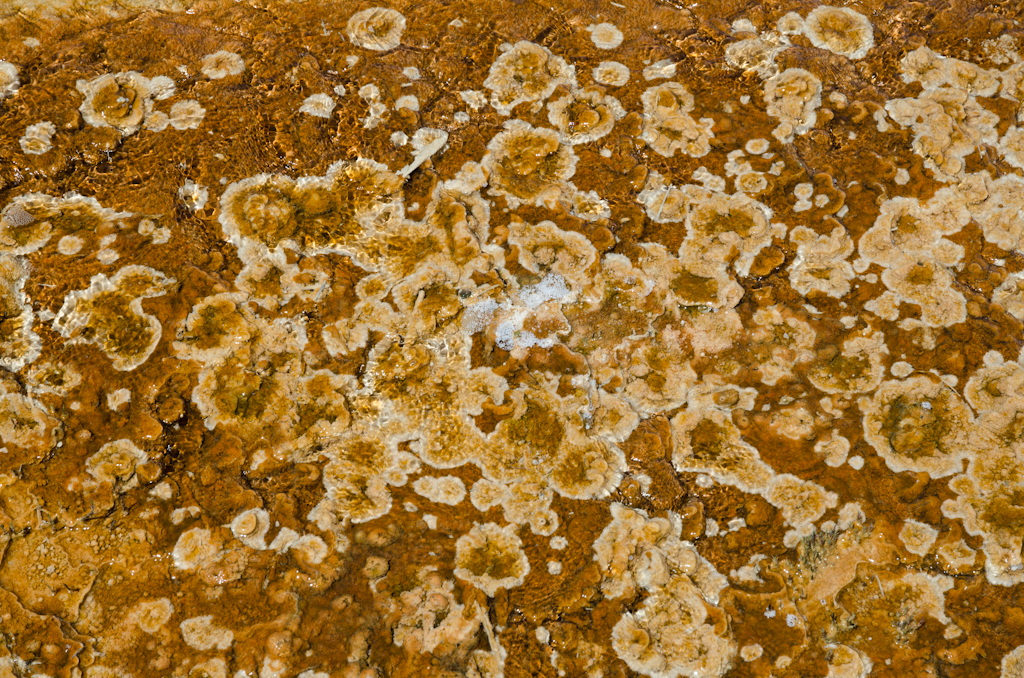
[85,439,147,487]
[480,119,577,208]
[290,534,328,564]
[860,195,967,269]
[0,192,131,256]
[789,225,856,298]
[777,12,804,34]
[169,99,205,129]
[969,173,1024,252]
[816,430,851,467]
[766,473,838,529]
[825,644,873,678]
[642,59,677,81]
[592,503,725,601]
[218,157,404,262]
[143,110,169,131]
[0,392,59,451]
[807,331,888,395]
[963,350,1024,415]
[547,89,625,145]
[314,424,419,523]
[470,478,510,512]
[899,519,939,556]
[1004,645,1024,678]
[724,35,790,79]
[180,615,234,651]
[671,408,774,493]
[507,217,596,290]
[459,89,488,109]
[610,573,736,678]
[900,45,1000,95]
[886,88,999,182]
[937,539,977,574]
[229,508,271,549]
[735,170,768,194]
[178,180,208,210]
[27,361,82,396]
[879,255,967,328]
[133,598,174,634]
[172,527,220,571]
[740,644,763,662]
[993,272,1024,320]
[998,126,1024,168]
[0,255,41,371]
[482,377,626,503]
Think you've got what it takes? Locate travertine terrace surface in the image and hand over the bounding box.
[2,1,1024,677]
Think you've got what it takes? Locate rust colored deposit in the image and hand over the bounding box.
[2,0,1024,676]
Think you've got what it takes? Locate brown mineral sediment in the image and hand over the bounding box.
[2,0,1024,676]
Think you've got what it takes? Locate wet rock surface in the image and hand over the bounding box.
[2,1,1024,677]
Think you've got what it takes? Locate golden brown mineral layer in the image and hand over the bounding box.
[2,1,1024,677]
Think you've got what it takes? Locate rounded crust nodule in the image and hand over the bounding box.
[347,7,407,52]
[640,81,715,158]
[77,71,176,136]
[593,61,630,86]
[547,89,625,145]
[861,376,975,478]
[0,61,20,100]
[201,50,245,79]
[484,41,577,115]
[764,68,822,142]
[480,119,577,208]
[587,22,623,50]
[453,522,530,596]
[803,6,875,60]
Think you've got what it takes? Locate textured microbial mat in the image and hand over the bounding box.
[4,0,1024,676]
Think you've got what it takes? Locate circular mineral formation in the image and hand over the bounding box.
[483,40,576,115]
[346,7,406,51]
[803,5,875,59]
[547,88,625,144]
[299,93,336,118]
[593,60,630,86]
[587,22,623,49]
[18,121,56,155]
[453,522,530,596]
[201,50,245,79]
[76,71,175,135]
[169,99,205,130]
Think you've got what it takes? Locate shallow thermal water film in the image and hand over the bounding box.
[3,0,1024,677]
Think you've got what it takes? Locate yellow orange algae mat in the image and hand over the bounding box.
[2,0,1024,676]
